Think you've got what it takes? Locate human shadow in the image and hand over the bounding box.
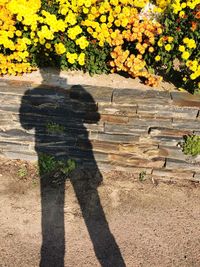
[19,68,126,267]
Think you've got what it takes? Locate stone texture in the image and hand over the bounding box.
[172,118,200,130]
[100,114,129,124]
[118,143,160,159]
[108,154,165,168]
[105,123,147,135]
[69,85,113,103]
[149,127,192,137]
[76,139,119,153]
[113,89,171,105]
[165,158,200,171]
[89,132,140,143]
[158,146,188,161]
[1,78,200,180]
[128,117,172,128]
[171,91,200,108]
[98,104,137,116]
[138,105,199,119]
[150,136,182,147]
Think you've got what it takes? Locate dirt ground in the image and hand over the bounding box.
[0,159,200,267]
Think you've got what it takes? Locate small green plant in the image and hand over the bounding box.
[182,135,200,156]
[46,122,65,134]
[59,159,76,175]
[38,153,76,176]
[17,165,28,178]
[139,171,147,182]
[38,154,57,175]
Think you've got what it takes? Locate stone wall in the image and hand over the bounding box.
[0,79,200,181]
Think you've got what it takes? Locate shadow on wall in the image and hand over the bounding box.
[19,67,126,267]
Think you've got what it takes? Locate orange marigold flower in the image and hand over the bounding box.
[191,21,197,31]
[195,11,200,19]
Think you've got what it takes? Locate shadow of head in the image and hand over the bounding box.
[20,83,100,129]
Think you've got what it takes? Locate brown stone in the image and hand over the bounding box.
[100,114,129,124]
[119,143,160,159]
[149,127,192,137]
[128,117,172,128]
[76,139,119,153]
[158,146,188,161]
[98,104,137,116]
[171,91,200,108]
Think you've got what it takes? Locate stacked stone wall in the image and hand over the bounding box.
[0,79,200,182]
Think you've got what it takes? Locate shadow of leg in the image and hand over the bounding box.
[70,168,126,267]
[40,178,65,267]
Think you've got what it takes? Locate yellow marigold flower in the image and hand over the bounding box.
[114,20,121,27]
[190,73,197,80]
[181,2,187,8]
[85,0,92,8]
[178,45,185,52]
[78,52,85,66]
[165,44,172,51]
[168,36,174,43]
[16,30,22,37]
[100,15,106,23]
[121,18,128,28]
[158,39,163,47]
[55,43,66,55]
[179,11,185,17]
[183,37,189,44]
[155,55,161,61]
[187,39,196,49]
[45,43,51,49]
[182,51,190,60]
[83,8,89,14]
[99,40,104,47]
[149,46,154,53]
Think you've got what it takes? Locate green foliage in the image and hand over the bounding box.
[182,135,200,156]
[84,43,111,75]
[38,153,76,176]
[17,165,28,178]
[40,0,59,13]
[46,122,65,134]
[139,171,147,182]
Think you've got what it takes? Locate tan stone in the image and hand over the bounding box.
[108,154,165,168]
[100,114,129,124]
[119,143,160,159]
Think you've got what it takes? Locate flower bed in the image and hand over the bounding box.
[0,0,199,92]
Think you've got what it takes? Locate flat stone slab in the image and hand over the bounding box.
[171,92,200,108]
[112,89,171,105]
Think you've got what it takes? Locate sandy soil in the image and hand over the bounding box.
[0,159,200,267]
